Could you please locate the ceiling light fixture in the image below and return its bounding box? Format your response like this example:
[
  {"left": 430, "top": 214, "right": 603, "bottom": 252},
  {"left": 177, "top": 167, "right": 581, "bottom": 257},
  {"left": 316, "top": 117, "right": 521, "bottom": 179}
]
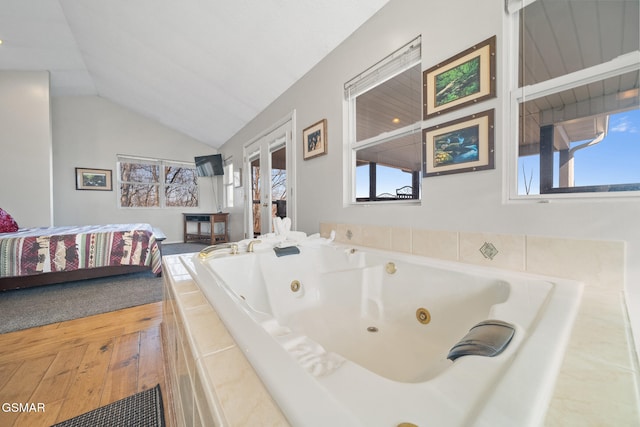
[{"left": 392, "top": 117, "right": 400, "bottom": 124}]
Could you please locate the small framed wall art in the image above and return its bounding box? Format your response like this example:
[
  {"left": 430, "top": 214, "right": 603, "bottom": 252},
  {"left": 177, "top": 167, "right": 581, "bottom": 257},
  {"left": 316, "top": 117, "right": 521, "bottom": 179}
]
[
  {"left": 75, "top": 167, "right": 113, "bottom": 191},
  {"left": 302, "top": 119, "right": 328, "bottom": 160},
  {"left": 423, "top": 36, "right": 496, "bottom": 119},
  {"left": 422, "top": 109, "right": 495, "bottom": 177}
]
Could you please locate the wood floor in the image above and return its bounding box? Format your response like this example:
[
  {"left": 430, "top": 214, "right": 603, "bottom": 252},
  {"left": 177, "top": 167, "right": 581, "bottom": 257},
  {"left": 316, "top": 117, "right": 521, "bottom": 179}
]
[{"left": 0, "top": 302, "right": 170, "bottom": 427}]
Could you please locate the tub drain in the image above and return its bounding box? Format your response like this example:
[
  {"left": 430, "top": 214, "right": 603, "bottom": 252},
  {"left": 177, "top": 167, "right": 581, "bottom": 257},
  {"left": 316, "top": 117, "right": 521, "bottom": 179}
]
[{"left": 367, "top": 326, "right": 379, "bottom": 333}]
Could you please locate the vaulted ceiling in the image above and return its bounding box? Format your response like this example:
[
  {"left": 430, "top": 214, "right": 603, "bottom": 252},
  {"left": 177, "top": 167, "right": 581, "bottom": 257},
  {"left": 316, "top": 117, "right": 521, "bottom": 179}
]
[{"left": 0, "top": 0, "right": 390, "bottom": 148}]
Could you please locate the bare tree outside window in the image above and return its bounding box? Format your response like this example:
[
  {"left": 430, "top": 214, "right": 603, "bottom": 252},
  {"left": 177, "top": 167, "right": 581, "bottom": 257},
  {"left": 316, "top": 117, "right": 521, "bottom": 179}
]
[
  {"left": 165, "top": 166, "right": 198, "bottom": 207},
  {"left": 118, "top": 157, "right": 199, "bottom": 208},
  {"left": 120, "top": 162, "right": 160, "bottom": 207},
  {"left": 271, "top": 168, "right": 286, "bottom": 217},
  {"left": 251, "top": 159, "right": 261, "bottom": 235}
]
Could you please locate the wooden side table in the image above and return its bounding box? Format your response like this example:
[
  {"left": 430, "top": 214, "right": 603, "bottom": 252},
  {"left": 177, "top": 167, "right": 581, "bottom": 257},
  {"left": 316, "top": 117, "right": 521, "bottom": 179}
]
[{"left": 183, "top": 213, "right": 229, "bottom": 244}]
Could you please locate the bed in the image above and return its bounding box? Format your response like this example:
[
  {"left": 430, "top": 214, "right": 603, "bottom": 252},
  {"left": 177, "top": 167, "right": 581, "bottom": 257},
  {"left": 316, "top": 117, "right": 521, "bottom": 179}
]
[{"left": 0, "top": 223, "right": 162, "bottom": 291}]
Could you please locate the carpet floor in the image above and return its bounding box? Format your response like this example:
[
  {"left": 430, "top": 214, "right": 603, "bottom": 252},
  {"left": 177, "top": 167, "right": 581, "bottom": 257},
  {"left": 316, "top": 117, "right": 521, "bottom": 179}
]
[
  {"left": 0, "top": 242, "right": 206, "bottom": 334},
  {"left": 51, "top": 384, "right": 164, "bottom": 427}
]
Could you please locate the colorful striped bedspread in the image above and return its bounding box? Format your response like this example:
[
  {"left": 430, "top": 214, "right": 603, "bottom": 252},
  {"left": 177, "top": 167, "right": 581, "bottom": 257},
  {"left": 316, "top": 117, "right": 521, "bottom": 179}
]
[{"left": 0, "top": 223, "right": 162, "bottom": 277}]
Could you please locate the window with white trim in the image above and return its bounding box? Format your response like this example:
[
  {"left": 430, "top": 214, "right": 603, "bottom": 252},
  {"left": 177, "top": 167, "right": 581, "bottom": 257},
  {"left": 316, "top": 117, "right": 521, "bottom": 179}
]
[
  {"left": 118, "top": 155, "right": 199, "bottom": 208},
  {"left": 345, "top": 36, "right": 422, "bottom": 203},
  {"left": 510, "top": 0, "right": 639, "bottom": 197},
  {"left": 223, "top": 159, "right": 234, "bottom": 208}
]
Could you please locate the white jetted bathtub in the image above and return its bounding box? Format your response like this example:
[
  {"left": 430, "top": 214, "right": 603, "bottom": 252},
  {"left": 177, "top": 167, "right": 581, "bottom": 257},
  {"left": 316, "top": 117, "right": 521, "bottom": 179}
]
[{"left": 181, "top": 238, "right": 583, "bottom": 427}]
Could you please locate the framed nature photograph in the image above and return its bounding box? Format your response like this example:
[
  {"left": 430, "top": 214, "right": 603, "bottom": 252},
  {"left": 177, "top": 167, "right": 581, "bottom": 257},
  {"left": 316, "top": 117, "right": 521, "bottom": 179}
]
[
  {"left": 422, "top": 109, "right": 494, "bottom": 177},
  {"left": 423, "top": 36, "right": 496, "bottom": 119},
  {"left": 302, "top": 119, "right": 328, "bottom": 160},
  {"left": 75, "top": 167, "right": 113, "bottom": 191}
]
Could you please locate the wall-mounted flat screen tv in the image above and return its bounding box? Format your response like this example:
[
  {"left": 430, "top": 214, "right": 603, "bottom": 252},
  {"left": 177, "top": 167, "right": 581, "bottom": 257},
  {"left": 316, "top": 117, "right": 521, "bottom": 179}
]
[{"left": 195, "top": 154, "right": 224, "bottom": 177}]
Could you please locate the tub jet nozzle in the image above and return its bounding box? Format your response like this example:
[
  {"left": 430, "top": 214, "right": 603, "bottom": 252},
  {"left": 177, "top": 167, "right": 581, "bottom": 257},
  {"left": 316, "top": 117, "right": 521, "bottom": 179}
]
[
  {"left": 386, "top": 262, "right": 397, "bottom": 274},
  {"left": 416, "top": 308, "right": 431, "bottom": 324}
]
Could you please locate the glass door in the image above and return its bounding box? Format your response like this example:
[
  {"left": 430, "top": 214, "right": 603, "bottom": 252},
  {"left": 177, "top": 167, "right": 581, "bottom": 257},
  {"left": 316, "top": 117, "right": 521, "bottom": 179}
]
[
  {"left": 270, "top": 144, "right": 287, "bottom": 223},
  {"left": 248, "top": 152, "right": 262, "bottom": 237},
  {"left": 245, "top": 120, "right": 293, "bottom": 238}
]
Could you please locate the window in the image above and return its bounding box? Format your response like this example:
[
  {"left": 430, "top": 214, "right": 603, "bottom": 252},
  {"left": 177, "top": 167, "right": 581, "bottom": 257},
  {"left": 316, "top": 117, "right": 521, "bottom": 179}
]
[
  {"left": 164, "top": 160, "right": 199, "bottom": 206},
  {"left": 223, "top": 160, "right": 234, "bottom": 208},
  {"left": 270, "top": 143, "right": 287, "bottom": 218},
  {"left": 118, "top": 156, "right": 198, "bottom": 208},
  {"left": 511, "top": 0, "right": 640, "bottom": 197},
  {"left": 345, "top": 36, "right": 422, "bottom": 203}
]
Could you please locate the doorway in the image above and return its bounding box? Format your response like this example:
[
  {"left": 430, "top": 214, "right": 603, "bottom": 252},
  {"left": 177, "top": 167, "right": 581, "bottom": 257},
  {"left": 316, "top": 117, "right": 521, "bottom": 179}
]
[{"left": 244, "top": 117, "right": 295, "bottom": 238}]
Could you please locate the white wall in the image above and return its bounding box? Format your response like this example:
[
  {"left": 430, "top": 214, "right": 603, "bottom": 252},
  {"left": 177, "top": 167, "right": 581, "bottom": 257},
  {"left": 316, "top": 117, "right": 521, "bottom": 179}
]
[
  {"left": 221, "top": 0, "right": 640, "bottom": 314},
  {"left": 221, "top": 0, "right": 509, "bottom": 239},
  {"left": 0, "top": 71, "right": 53, "bottom": 227},
  {"left": 51, "top": 96, "right": 218, "bottom": 242},
  {"left": 219, "top": 0, "right": 640, "bottom": 421}
]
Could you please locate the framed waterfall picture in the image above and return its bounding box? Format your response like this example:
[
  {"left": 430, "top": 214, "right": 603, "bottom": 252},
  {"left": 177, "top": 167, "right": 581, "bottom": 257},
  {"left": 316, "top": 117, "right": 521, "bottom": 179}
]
[
  {"left": 423, "top": 36, "right": 496, "bottom": 119},
  {"left": 302, "top": 119, "right": 328, "bottom": 160},
  {"left": 75, "top": 167, "right": 113, "bottom": 190},
  {"left": 422, "top": 109, "right": 495, "bottom": 177}
]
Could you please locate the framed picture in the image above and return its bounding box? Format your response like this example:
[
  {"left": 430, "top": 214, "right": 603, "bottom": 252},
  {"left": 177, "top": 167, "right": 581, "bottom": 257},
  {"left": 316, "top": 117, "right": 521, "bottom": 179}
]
[
  {"left": 422, "top": 109, "right": 494, "bottom": 177},
  {"left": 423, "top": 36, "right": 496, "bottom": 119},
  {"left": 302, "top": 119, "right": 328, "bottom": 160},
  {"left": 75, "top": 168, "right": 113, "bottom": 191}
]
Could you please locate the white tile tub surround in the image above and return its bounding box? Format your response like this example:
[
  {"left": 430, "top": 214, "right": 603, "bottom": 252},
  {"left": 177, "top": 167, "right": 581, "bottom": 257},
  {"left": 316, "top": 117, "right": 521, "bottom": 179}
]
[
  {"left": 182, "top": 240, "right": 583, "bottom": 426},
  {"left": 526, "top": 236, "right": 636, "bottom": 426},
  {"left": 320, "top": 223, "right": 640, "bottom": 425},
  {"left": 390, "top": 226, "right": 412, "bottom": 253},
  {"left": 161, "top": 255, "right": 289, "bottom": 427},
  {"left": 413, "top": 229, "right": 458, "bottom": 261},
  {"left": 526, "top": 236, "right": 625, "bottom": 289}
]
